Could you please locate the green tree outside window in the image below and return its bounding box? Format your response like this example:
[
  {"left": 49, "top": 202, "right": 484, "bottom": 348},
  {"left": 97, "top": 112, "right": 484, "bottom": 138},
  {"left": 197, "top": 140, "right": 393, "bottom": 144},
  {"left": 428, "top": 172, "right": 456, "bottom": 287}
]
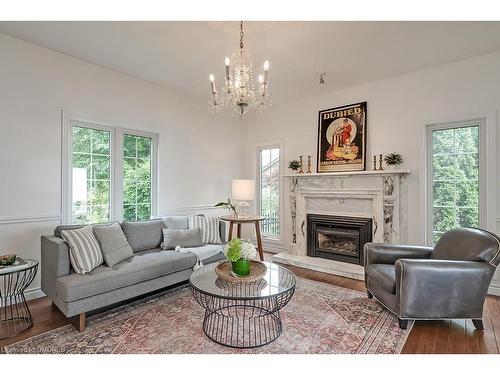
[{"left": 431, "top": 125, "right": 479, "bottom": 244}]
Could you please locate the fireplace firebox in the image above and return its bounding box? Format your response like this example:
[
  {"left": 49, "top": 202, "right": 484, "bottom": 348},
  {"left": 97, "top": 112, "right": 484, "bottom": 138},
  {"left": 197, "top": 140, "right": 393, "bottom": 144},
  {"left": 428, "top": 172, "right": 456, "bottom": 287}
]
[{"left": 307, "top": 214, "right": 372, "bottom": 265}]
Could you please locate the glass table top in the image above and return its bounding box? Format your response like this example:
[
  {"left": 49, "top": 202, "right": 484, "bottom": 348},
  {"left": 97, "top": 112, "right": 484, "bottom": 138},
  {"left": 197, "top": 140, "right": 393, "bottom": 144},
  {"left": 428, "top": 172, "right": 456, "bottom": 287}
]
[
  {"left": 0, "top": 259, "right": 38, "bottom": 276},
  {"left": 189, "top": 261, "right": 296, "bottom": 300}
]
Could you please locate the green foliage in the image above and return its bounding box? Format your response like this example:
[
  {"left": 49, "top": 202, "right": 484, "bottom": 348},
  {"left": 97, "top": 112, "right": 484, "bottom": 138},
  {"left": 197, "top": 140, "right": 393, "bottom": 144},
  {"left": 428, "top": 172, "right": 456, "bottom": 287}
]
[
  {"left": 288, "top": 160, "right": 300, "bottom": 170},
  {"left": 71, "top": 128, "right": 152, "bottom": 224},
  {"left": 215, "top": 199, "right": 237, "bottom": 216},
  {"left": 261, "top": 151, "right": 280, "bottom": 235},
  {"left": 431, "top": 126, "right": 479, "bottom": 243},
  {"left": 384, "top": 153, "right": 403, "bottom": 165},
  {"left": 123, "top": 134, "right": 152, "bottom": 221},
  {"left": 72, "top": 126, "right": 111, "bottom": 224},
  {"left": 225, "top": 238, "right": 243, "bottom": 262}
]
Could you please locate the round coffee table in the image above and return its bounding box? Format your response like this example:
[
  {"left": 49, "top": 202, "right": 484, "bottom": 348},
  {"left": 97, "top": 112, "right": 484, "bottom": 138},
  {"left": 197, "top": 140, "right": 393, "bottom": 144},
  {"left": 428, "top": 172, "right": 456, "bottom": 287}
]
[
  {"left": 190, "top": 261, "right": 296, "bottom": 348},
  {"left": 0, "top": 259, "right": 39, "bottom": 339}
]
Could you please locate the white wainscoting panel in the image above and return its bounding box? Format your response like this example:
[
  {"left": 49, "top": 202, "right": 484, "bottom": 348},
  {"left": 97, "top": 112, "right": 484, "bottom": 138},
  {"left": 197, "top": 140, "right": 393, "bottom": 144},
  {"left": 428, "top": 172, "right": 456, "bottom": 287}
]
[{"left": 0, "top": 217, "right": 62, "bottom": 300}]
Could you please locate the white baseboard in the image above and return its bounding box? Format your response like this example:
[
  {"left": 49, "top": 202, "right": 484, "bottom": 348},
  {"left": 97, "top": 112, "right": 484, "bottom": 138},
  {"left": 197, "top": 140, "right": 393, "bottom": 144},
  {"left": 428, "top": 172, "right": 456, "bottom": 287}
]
[
  {"left": 488, "top": 283, "right": 500, "bottom": 296},
  {"left": 262, "top": 241, "right": 286, "bottom": 254},
  {"left": 25, "top": 287, "right": 46, "bottom": 301}
]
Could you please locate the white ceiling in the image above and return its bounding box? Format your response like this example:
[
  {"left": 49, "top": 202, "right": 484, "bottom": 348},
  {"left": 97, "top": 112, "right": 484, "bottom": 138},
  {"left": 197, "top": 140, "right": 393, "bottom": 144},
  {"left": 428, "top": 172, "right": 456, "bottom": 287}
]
[{"left": 2, "top": 21, "right": 500, "bottom": 105}]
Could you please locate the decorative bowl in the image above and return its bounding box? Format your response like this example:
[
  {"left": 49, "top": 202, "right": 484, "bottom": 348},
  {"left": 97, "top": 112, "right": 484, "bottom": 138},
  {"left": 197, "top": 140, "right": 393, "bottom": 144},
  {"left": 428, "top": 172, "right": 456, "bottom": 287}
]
[{"left": 0, "top": 254, "right": 17, "bottom": 266}]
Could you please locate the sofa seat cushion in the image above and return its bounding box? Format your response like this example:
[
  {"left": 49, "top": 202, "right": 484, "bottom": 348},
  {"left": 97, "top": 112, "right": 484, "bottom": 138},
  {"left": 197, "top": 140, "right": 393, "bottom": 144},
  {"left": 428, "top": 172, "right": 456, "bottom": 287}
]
[
  {"left": 366, "top": 264, "right": 396, "bottom": 294},
  {"left": 56, "top": 248, "right": 196, "bottom": 302}
]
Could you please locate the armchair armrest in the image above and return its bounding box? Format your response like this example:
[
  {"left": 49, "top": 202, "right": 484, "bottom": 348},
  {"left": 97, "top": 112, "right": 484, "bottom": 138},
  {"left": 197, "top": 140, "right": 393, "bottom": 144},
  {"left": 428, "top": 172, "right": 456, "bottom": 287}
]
[
  {"left": 395, "top": 259, "right": 496, "bottom": 319},
  {"left": 364, "top": 243, "right": 433, "bottom": 266}
]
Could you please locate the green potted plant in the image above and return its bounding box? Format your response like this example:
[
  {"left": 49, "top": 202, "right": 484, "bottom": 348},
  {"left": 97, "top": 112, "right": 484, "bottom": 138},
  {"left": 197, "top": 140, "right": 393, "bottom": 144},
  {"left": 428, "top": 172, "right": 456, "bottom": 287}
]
[
  {"left": 288, "top": 160, "right": 301, "bottom": 172},
  {"left": 223, "top": 238, "right": 257, "bottom": 276},
  {"left": 0, "top": 254, "right": 17, "bottom": 266},
  {"left": 214, "top": 198, "right": 237, "bottom": 217},
  {"left": 383, "top": 153, "right": 403, "bottom": 170}
]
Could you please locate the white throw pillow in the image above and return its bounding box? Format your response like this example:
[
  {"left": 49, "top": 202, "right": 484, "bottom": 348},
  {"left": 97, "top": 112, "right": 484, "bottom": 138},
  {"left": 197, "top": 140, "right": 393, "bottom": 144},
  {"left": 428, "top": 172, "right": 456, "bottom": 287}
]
[
  {"left": 188, "top": 215, "right": 222, "bottom": 244},
  {"left": 61, "top": 226, "right": 104, "bottom": 275}
]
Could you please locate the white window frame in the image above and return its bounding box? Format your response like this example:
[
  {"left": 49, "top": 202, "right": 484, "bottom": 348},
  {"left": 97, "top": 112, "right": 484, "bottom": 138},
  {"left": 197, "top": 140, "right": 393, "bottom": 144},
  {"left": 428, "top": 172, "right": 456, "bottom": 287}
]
[
  {"left": 423, "top": 114, "right": 496, "bottom": 245},
  {"left": 254, "top": 139, "right": 284, "bottom": 246},
  {"left": 62, "top": 110, "right": 159, "bottom": 224}
]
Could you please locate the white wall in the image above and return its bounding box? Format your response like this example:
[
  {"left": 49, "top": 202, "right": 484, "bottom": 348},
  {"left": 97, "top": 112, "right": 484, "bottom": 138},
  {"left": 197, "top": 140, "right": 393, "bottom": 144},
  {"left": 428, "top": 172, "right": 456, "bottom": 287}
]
[
  {"left": 242, "top": 51, "right": 500, "bottom": 293},
  {"left": 0, "top": 33, "right": 241, "bottom": 298}
]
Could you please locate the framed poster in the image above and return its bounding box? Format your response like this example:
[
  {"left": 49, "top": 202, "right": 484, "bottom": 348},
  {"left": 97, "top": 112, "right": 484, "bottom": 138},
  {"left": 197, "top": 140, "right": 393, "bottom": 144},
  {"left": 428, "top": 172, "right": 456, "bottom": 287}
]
[{"left": 317, "top": 101, "right": 367, "bottom": 173}]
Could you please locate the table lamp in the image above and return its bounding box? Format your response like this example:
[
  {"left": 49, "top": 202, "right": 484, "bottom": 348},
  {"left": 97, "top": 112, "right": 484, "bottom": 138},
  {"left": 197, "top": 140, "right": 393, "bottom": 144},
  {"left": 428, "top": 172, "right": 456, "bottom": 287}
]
[{"left": 231, "top": 179, "right": 255, "bottom": 218}]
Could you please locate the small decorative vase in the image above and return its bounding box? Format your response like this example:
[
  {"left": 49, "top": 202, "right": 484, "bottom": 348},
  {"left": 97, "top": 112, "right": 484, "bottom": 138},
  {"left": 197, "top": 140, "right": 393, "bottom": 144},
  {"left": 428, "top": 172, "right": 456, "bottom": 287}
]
[{"left": 232, "top": 259, "right": 250, "bottom": 276}]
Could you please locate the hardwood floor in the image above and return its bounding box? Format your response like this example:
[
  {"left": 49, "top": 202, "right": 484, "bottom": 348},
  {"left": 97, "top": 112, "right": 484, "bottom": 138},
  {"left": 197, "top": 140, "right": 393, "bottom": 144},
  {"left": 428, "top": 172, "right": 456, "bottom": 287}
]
[{"left": 1, "top": 253, "right": 499, "bottom": 354}]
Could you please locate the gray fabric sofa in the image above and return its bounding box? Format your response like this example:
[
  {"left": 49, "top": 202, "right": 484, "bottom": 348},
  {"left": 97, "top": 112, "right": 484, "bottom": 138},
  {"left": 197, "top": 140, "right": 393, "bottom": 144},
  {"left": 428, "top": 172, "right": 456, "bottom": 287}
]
[
  {"left": 364, "top": 227, "right": 500, "bottom": 330},
  {"left": 41, "top": 217, "right": 226, "bottom": 331}
]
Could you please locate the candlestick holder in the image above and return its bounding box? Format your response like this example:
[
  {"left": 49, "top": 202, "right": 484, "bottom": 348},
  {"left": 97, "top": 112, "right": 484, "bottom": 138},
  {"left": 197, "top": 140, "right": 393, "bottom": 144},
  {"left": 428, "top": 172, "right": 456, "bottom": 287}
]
[
  {"left": 298, "top": 156, "right": 304, "bottom": 174},
  {"left": 306, "top": 156, "right": 312, "bottom": 173},
  {"left": 373, "top": 155, "right": 378, "bottom": 171},
  {"left": 378, "top": 154, "right": 384, "bottom": 171}
]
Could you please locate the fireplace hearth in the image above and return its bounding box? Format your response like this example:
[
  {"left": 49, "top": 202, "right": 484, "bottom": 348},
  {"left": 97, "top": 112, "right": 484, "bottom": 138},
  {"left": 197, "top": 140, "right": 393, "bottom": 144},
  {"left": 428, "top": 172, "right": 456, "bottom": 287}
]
[{"left": 307, "top": 214, "right": 372, "bottom": 265}]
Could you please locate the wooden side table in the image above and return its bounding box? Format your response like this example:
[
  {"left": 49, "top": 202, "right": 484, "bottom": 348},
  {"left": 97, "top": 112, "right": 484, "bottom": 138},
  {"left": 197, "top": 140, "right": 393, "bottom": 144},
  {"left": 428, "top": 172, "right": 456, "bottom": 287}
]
[{"left": 220, "top": 216, "right": 265, "bottom": 261}]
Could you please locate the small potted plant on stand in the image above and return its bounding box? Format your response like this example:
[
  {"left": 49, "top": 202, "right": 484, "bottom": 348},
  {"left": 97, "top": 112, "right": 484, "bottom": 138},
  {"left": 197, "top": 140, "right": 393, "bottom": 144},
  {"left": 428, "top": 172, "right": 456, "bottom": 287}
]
[
  {"left": 214, "top": 198, "right": 238, "bottom": 217},
  {"left": 288, "top": 160, "right": 301, "bottom": 173},
  {"left": 223, "top": 238, "right": 257, "bottom": 276},
  {"left": 383, "top": 153, "right": 403, "bottom": 170}
]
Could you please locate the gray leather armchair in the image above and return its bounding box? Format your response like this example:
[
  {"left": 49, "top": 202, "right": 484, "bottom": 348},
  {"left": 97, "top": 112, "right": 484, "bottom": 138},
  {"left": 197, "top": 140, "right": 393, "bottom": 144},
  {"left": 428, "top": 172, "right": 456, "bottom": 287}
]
[{"left": 364, "top": 228, "right": 500, "bottom": 329}]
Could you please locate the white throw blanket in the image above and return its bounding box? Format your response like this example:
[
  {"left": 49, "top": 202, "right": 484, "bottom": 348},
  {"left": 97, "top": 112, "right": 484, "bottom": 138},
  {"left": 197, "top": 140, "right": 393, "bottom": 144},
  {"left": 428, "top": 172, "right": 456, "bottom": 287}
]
[{"left": 174, "top": 244, "right": 223, "bottom": 270}]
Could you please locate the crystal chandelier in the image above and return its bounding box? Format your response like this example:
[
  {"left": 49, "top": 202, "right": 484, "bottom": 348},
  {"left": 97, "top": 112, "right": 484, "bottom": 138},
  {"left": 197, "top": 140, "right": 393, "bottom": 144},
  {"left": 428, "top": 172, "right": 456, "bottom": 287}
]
[{"left": 209, "top": 21, "right": 271, "bottom": 118}]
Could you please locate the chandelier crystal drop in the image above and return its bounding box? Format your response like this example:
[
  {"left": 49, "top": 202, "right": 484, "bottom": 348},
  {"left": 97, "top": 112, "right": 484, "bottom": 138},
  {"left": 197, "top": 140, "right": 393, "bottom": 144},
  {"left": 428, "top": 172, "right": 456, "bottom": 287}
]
[{"left": 208, "top": 21, "right": 271, "bottom": 118}]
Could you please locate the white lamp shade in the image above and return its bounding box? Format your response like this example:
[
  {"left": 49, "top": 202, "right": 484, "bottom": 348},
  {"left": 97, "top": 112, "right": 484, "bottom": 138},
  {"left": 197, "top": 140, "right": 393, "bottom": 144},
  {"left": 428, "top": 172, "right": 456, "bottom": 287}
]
[{"left": 232, "top": 179, "right": 255, "bottom": 200}]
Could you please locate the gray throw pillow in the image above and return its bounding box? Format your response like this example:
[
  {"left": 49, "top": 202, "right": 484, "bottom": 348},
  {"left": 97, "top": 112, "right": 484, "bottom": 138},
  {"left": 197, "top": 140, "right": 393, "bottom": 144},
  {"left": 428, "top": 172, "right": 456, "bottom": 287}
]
[
  {"left": 93, "top": 222, "right": 134, "bottom": 267},
  {"left": 162, "top": 216, "right": 189, "bottom": 230},
  {"left": 121, "top": 219, "right": 164, "bottom": 252},
  {"left": 161, "top": 228, "right": 203, "bottom": 250}
]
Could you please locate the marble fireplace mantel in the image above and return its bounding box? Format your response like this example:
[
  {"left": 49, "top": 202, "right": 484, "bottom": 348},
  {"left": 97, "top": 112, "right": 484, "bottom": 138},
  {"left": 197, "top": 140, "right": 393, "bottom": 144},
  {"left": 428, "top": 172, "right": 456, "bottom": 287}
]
[{"left": 273, "top": 170, "right": 409, "bottom": 280}]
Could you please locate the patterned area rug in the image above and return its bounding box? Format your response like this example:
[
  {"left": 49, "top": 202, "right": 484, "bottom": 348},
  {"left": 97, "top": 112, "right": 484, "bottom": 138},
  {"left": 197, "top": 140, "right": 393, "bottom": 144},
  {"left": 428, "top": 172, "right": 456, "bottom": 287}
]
[{"left": 6, "top": 277, "right": 412, "bottom": 354}]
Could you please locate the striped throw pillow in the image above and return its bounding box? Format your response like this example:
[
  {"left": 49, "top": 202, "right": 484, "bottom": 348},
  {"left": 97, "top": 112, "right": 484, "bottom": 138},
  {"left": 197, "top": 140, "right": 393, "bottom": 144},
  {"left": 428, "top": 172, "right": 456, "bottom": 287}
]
[
  {"left": 61, "top": 226, "right": 104, "bottom": 275},
  {"left": 188, "top": 215, "right": 221, "bottom": 244}
]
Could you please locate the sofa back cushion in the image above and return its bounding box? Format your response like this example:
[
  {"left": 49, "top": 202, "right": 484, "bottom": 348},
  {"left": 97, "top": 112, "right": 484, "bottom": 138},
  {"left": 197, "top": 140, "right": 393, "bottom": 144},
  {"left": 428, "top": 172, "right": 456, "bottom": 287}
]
[
  {"left": 54, "top": 225, "right": 84, "bottom": 238},
  {"left": 121, "top": 219, "right": 164, "bottom": 252},
  {"left": 54, "top": 222, "right": 113, "bottom": 238},
  {"left": 93, "top": 222, "right": 134, "bottom": 266},
  {"left": 431, "top": 227, "right": 500, "bottom": 264},
  {"left": 161, "top": 228, "right": 203, "bottom": 250}
]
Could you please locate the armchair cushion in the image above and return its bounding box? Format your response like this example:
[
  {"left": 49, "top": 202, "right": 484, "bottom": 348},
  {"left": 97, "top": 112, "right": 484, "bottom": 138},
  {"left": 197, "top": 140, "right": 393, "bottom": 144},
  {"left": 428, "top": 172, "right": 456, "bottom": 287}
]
[
  {"left": 366, "top": 264, "right": 396, "bottom": 294},
  {"left": 395, "top": 258, "right": 496, "bottom": 319},
  {"left": 364, "top": 243, "right": 433, "bottom": 265}
]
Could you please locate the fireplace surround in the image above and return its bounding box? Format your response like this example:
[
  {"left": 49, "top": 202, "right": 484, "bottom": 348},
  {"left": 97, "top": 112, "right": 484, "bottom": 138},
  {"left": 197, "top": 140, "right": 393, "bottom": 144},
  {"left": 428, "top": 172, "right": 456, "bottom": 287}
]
[
  {"left": 272, "top": 170, "right": 409, "bottom": 280},
  {"left": 307, "top": 214, "right": 372, "bottom": 265}
]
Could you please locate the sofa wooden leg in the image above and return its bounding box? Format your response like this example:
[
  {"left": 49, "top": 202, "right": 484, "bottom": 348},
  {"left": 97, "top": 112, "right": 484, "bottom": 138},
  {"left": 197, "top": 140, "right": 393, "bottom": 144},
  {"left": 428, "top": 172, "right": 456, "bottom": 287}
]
[
  {"left": 398, "top": 318, "right": 408, "bottom": 329},
  {"left": 367, "top": 290, "right": 373, "bottom": 299},
  {"left": 70, "top": 313, "right": 86, "bottom": 332},
  {"left": 472, "top": 319, "right": 484, "bottom": 330}
]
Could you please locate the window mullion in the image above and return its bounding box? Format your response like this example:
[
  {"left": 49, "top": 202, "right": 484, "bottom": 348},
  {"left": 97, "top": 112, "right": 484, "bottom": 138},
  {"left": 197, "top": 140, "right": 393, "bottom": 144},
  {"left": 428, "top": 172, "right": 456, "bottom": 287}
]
[{"left": 113, "top": 129, "right": 123, "bottom": 222}]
